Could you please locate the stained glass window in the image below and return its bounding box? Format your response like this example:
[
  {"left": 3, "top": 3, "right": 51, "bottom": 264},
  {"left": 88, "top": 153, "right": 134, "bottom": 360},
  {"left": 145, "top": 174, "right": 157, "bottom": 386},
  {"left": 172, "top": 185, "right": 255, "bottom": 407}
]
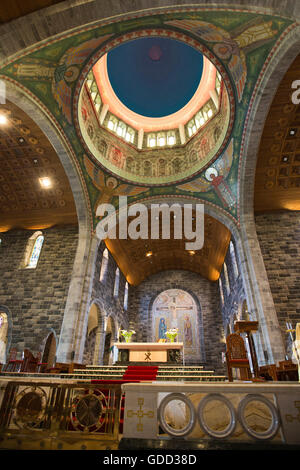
[
  {"left": 27, "top": 235, "right": 44, "bottom": 269},
  {"left": 223, "top": 262, "right": 230, "bottom": 294},
  {"left": 114, "top": 268, "right": 120, "bottom": 297},
  {"left": 124, "top": 282, "right": 128, "bottom": 310},
  {"left": 230, "top": 241, "right": 239, "bottom": 278},
  {"left": 99, "top": 248, "right": 109, "bottom": 282}
]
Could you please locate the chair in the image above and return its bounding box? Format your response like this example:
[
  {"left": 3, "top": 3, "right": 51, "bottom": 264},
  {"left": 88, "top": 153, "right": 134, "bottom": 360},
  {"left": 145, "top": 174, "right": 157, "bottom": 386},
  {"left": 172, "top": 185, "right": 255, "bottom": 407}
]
[
  {"left": 22, "top": 349, "right": 40, "bottom": 372},
  {"left": 225, "top": 333, "right": 252, "bottom": 382},
  {"left": 4, "top": 348, "right": 24, "bottom": 372},
  {"left": 259, "top": 364, "right": 278, "bottom": 381}
]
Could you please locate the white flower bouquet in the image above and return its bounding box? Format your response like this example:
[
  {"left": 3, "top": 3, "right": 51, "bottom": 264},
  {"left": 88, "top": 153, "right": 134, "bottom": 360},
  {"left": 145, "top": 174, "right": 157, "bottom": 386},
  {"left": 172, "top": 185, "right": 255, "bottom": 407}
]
[
  {"left": 120, "top": 329, "right": 136, "bottom": 343},
  {"left": 166, "top": 328, "right": 178, "bottom": 343}
]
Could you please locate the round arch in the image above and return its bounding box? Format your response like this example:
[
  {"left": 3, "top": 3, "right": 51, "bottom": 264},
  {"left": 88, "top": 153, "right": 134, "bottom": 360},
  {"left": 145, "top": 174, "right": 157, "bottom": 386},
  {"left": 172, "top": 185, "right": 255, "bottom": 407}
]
[
  {"left": 148, "top": 286, "right": 206, "bottom": 364},
  {"left": 3, "top": 80, "right": 94, "bottom": 363},
  {"left": 238, "top": 26, "right": 300, "bottom": 364},
  {"left": 41, "top": 329, "right": 58, "bottom": 369},
  {"left": 0, "top": 305, "right": 13, "bottom": 366}
]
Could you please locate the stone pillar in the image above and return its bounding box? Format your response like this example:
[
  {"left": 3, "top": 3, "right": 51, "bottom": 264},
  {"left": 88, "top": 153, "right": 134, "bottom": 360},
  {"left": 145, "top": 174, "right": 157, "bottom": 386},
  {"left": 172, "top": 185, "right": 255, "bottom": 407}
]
[
  {"left": 138, "top": 128, "right": 144, "bottom": 149},
  {"left": 93, "top": 327, "right": 106, "bottom": 365},
  {"left": 63, "top": 234, "right": 100, "bottom": 363},
  {"left": 237, "top": 215, "right": 286, "bottom": 365},
  {"left": 179, "top": 124, "right": 186, "bottom": 145},
  {"left": 99, "top": 103, "right": 109, "bottom": 125}
]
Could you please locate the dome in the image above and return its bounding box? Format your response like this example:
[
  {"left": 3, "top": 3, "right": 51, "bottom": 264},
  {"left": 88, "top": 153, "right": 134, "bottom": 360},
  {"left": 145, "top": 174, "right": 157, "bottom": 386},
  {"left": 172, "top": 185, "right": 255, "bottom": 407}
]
[
  {"left": 106, "top": 37, "right": 204, "bottom": 118},
  {"left": 77, "top": 34, "right": 234, "bottom": 186}
]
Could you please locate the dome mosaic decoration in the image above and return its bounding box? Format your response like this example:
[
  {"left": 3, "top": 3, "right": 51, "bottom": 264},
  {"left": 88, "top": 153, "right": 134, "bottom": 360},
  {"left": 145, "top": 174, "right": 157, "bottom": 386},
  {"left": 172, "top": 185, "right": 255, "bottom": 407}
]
[{"left": 77, "top": 33, "right": 234, "bottom": 186}]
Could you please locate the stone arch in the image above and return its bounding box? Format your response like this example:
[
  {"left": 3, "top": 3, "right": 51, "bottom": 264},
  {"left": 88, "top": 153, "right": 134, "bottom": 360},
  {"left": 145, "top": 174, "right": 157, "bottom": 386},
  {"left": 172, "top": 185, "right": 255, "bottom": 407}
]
[
  {"left": 121, "top": 195, "right": 268, "bottom": 364},
  {"left": 148, "top": 286, "right": 206, "bottom": 364},
  {"left": 41, "top": 329, "right": 57, "bottom": 369},
  {"left": 103, "top": 315, "right": 117, "bottom": 365},
  {"left": 3, "top": 81, "right": 93, "bottom": 364},
  {"left": 239, "top": 27, "right": 300, "bottom": 364},
  {"left": 0, "top": 306, "right": 13, "bottom": 366},
  {"left": 83, "top": 300, "right": 106, "bottom": 365}
]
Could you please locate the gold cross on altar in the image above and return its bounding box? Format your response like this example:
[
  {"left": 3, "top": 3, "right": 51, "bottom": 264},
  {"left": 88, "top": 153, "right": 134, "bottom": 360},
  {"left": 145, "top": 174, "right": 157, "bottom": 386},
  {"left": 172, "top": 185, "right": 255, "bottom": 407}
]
[
  {"left": 145, "top": 351, "right": 151, "bottom": 361},
  {"left": 127, "top": 397, "right": 154, "bottom": 432}
]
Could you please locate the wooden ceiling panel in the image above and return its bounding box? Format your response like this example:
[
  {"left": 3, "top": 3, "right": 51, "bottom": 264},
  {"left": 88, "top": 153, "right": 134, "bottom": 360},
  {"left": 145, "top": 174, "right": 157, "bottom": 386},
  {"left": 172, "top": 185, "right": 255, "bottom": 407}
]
[
  {"left": 105, "top": 213, "right": 231, "bottom": 285},
  {"left": 254, "top": 54, "right": 300, "bottom": 212},
  {"left": 0, "top": 0, "right": 64, "bottom": 24},
  {"left": 0, "top": 100, "right": 77, "bottom": 231}
]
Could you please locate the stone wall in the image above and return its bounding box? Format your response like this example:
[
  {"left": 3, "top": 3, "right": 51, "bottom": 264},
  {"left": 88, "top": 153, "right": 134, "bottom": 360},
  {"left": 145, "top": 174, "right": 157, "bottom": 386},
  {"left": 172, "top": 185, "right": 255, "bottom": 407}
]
[
  {"left": 91, "top": 243, "right": 129, "bottom": 328},
  {"left": 127, "top": 269, "right": 226, "bottom": 374},
  {"left": 255, "top": 210, "right": 300, "bottom": 353},
  {"left": 0, "top": 225, "right": 78, "bottom": 356},
  {"left": 219, "top": 239, "right": 246, "bottom": 335},
  {"left": 82, "top": 242, "right": 130, "bottom": 364}
]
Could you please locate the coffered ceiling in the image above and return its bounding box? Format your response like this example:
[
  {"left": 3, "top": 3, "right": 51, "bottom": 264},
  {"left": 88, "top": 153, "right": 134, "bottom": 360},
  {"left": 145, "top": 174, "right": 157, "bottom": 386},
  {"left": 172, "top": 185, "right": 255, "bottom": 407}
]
[
  {"left": 105, "top": 212, "right": 231, "bottom": 285},
  {"left": 254, "top": 54, "right": 300, "bottom": 212},
  {"left": 0, "top": 100, "right": 77, "bottom": 232}
]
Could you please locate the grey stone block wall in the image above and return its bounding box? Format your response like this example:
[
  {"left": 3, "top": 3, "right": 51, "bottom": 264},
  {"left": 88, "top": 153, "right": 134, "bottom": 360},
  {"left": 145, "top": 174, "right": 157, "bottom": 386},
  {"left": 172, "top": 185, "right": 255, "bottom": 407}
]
[
  {"left": 220, "top": 240, "right": 246, "bottom": 333},
  {"left": 91, "top": 242, "right": 129, "bottom": 328},
  {"left": 0, "top": 225, "right": 78, "bottom": 356},
  {"left": 127, "top": 270, "right": 226, "bottom": 374},
  {"left": 255, "top": 210, "right": 300, "bottom": 337}
]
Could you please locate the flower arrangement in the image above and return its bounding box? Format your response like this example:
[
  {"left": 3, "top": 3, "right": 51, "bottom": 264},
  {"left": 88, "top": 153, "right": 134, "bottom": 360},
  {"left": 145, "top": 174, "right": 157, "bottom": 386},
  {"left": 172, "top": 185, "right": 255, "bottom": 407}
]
[
  {"left": 120, "top": 329, "right": 136, "bottom": 343},
  {"left": 166, "top": 328, "right": 178, "bottom": 343}
]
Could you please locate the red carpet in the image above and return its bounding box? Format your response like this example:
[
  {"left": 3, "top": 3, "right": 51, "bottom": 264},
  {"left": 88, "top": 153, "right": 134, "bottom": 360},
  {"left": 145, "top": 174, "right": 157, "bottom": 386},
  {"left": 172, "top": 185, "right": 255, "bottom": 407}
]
[{"left": 122, "top": 365, "right": 158, "bottom": 381}]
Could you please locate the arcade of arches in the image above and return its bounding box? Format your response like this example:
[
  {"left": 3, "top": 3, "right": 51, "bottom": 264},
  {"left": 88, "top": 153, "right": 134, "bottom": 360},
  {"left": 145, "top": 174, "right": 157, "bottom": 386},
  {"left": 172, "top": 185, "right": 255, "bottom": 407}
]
[{"left": 0, "top": 0, "right": 299, "bottom": 378}]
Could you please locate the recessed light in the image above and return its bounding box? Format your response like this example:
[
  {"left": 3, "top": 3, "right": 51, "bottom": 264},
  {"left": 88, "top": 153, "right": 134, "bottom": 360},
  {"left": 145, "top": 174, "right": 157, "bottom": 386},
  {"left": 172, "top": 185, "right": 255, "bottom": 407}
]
[
  {"left": 39, "top": 177, "right": 52, "bottom": 188},
  {"left": 0, "top": 114, "right": 7, "bottom": 125},
  {"left": 189, "top": 250, "right": 195, "bottom": 255},
  {"left": 146, "top": 251, "right": 152, "bottom": 257}
]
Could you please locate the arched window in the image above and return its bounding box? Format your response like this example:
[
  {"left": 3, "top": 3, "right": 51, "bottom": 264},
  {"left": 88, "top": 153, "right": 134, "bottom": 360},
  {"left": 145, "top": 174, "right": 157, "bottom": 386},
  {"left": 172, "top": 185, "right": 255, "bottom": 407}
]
[
  {"left": 0, "top": 312, "right": 8, "bottom": 364},
  {"left": 114, "top": 268, "right": 120, "bottom": 297},
  {"left": 124, "top": 282, "right": 128, "bottom": 310},
  {"left": 99, "top": 248, "right": 109, "bottom": 282},
  {"left": 223, "top": 262, "right": 230, "bottom": 295},
  {"left": 21, "top": 231, "right": 44, "bottom": 269},
  {"left": 229, "top": 241, "right": 239, "bottom": 278},
  {"left": 219, "top": 277, "right": 224, "bottom": 305}
]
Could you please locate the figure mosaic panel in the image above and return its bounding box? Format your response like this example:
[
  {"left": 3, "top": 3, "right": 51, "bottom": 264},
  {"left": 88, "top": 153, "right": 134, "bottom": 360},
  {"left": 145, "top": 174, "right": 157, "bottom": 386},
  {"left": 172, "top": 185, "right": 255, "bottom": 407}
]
[{"left": 152, "top": 289, "right": 201, "bottom": 363}]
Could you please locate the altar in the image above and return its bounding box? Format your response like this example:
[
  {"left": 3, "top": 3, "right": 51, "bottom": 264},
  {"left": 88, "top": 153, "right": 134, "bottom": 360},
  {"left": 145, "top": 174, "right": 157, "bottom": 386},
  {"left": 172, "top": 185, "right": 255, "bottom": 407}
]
[{"left": 114, "top": 342, "right": 184, "bottom": 364}]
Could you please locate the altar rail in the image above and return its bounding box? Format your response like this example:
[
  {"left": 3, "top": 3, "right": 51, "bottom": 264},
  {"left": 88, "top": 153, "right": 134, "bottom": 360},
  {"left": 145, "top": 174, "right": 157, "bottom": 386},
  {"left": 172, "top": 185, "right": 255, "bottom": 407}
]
[
  {"left": 0, "top": 380, "right": 122, "bottom": 450},
  {"left": 121, "top": 382, "right": 300, "bottom": 447}
]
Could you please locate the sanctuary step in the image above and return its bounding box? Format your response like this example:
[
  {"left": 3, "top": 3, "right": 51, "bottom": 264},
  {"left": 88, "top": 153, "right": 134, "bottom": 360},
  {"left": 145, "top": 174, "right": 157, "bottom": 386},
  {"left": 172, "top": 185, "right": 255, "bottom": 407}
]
[{"left": 65, "top": 364, "right": 226, "bottom": 382}]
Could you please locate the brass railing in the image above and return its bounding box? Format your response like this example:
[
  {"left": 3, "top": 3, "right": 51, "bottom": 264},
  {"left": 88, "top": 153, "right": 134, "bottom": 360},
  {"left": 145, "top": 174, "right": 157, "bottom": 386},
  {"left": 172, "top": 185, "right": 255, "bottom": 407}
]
[{"left": 0, "top": 381, "right": 122, "bottom": 450}]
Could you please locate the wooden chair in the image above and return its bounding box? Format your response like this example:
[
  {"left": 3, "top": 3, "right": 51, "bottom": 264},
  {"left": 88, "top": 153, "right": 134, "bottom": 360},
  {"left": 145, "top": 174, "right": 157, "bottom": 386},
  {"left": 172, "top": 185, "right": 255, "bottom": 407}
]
[
  {"left": 22, "top": 349, "right": 40, "bottom": 372},
  {"left": 225, "top": 333, "right": 252, "bottom": 382},
  {"left": 4, "top": 348, "right": 24, "bottom": 372},
  {"left": 259, "top": 364, "right": 278, "bottom": 381}
]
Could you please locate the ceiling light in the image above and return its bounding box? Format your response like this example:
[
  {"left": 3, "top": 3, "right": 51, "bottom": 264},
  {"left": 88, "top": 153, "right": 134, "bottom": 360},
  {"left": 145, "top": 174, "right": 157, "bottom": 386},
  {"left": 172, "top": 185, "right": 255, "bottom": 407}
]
[
  {"left": 146, "top": 251, "right": 152, "bottom": 257},
  {"left": 39, "top": 177, "right": 52, "bottom": 188},
  {"left": 0, "top": 114, "right": 7, "bottom": 125},
  {"left": 189, "top": 250, "right": 195, "bottom": 255}
]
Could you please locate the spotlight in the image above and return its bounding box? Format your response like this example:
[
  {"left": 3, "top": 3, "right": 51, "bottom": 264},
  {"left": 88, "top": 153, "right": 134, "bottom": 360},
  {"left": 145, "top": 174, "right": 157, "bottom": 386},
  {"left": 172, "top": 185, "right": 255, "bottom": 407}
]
[
  {"left": 39, "top": 177, "right": 52, "bottom": 188},
  {"left": 0, "top": 114, "right": 7, "bottom": 125}
]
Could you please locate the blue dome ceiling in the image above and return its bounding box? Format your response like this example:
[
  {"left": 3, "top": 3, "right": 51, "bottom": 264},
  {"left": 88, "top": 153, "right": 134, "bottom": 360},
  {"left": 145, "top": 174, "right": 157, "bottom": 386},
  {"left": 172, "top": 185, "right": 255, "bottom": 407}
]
[{"left": 107, "top": 37, "right": 204, "bottom": 118}]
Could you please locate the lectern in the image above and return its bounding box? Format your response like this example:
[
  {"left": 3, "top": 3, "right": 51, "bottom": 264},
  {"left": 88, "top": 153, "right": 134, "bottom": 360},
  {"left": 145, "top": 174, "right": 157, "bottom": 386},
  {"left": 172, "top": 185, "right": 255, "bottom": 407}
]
[{"left": 234, "top": 321, "right": 259, "bottom": 378}]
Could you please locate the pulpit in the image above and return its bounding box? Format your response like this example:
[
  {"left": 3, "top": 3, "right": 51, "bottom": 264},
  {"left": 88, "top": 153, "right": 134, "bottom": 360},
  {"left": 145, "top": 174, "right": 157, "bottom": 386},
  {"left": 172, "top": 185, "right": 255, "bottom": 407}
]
[
  {"left": 234, "top": 320, "right": 259, "bottom": 378},
  {"left": 114, "top": 342, "right": 184, "bottom": 364}
]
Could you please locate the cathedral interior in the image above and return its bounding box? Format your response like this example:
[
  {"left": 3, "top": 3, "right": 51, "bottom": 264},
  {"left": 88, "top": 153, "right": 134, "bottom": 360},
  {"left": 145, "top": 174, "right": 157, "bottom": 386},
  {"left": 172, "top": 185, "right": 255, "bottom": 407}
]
[{"left": 0, "top": 0, "right": 299, "bottom": 453}]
